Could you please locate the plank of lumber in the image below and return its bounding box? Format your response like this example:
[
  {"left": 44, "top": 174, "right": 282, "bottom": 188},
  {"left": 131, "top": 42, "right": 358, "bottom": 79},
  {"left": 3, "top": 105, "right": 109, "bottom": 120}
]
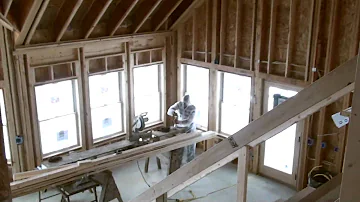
[
  {"left": 108, "top": 0, "right": 140, "bottom": 36},
  {"left": 14, "top": 31, "right": 172, "bottom": 55},
  {"left": 54, "top": 0, "right": 83, "bottom": 42},
  {"left": 132, "top": 0, "right": 163, "bottom": 33},
  {"left": 285, "top": 0, "right": 296, "bottom": 77},
  {"left": 219, "top": 0, "right": 227, "bottom": 65},
  {"left": 24, "top": 0, "right": 50, "bottom": 44},
  {"left": 339, "top": 47, "right": 360, "bottom": 201},
  {"left": 42, "top": 140, "right": 134, "bottom": 168},
  {"left": 129, "top": 56, "right": 358, "bottom": 202},
  {"left": 234, "top": 0, "right": 243, "bottom": 68},
  {"left": 10, "top": 131, "right": 216, "bottom": 197},
  {"left": 82, "top": 0, "right": 113, "bottom": 39},
  {"left": 2, "top": 0, "right": 13, "bottom": 16},
  {"left": 0, "top": 11, "right": 15, "bottom": 31},
  {"left": 237, "top": 146, "right": 249, "bottom": 202},
  {"left": 284, "top": 187, "right": 315, "bottom": 202},
  {"left": 285, "top": 174, "right": 342, "bottom": 202},
  {"left": 170, "top": 0, "right": 205, "bottom": 30},
  {"left": 317, "top": 185, "right": 340, "bottom": 202},
  {"left": 15, "top": 0, "right": 43, "bottom": 45},
  {"left": 267, "top": 0, "right": 278, "bottom": 74},
  {"left": 168, "top": 148, "right": 240, "bottom": 197},
  {"left": 153, "top": 0, "right": 184, "bottom": 31},
  {"left": 13, "top": 165, "right": 71, "bottom": 181}
]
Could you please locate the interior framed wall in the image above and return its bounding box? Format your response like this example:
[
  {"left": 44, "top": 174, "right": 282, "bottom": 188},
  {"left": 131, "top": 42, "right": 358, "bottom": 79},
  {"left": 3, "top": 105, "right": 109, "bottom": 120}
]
[{"left": 0, "top": 31, "right": 176, "bottom": 170}]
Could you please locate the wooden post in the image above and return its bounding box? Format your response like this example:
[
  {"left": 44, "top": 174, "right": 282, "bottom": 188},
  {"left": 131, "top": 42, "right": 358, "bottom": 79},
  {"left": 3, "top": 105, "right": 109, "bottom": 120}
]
[
  {"left": 267, "top": 0, "right": 278, "bottom": 74},
  {"left": 237, "top": 146, "right": 249, "bottom": 202},
  {"left": 339, "top": 46, "right": 360, "bottom": 201},
  {"left": 0, "top": 109, "right": 11, "bottom": 201},
  {"left": 124, "top": 42, "right": 135, "bottom": 139}
]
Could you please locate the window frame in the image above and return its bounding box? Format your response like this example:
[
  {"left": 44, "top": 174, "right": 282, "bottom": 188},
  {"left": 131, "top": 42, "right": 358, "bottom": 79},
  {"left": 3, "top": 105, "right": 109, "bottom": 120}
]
[
  {"left": 133, "top": 63, "right": 165, "bottom": 125},
  {"left": 28, "top": 60, "right": 84, "bottom": 161},
  {"left": 87, "top": 67, "right": 126, "bottom": 143},
  {"left": 218, "top": 71, "right": 253, "bottom": 136},
  {"left": 181, "top": 64, "right": 210, "bottom": 130}
]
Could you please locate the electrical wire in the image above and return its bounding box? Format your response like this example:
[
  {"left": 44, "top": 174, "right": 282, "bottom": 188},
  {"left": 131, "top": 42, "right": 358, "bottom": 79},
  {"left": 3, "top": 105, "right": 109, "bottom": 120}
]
[
  {"left": 137, "top": 160, "right": 151, "bottom": 187},
  {"left": 168, "top": 184, "right": 237, "bottom": 202}
]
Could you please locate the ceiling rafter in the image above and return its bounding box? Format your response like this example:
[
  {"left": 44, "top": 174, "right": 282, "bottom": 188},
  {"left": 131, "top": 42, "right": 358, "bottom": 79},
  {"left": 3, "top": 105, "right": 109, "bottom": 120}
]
[
  {"left": 170, "top": 0, "right": 204, "bottom": 30},
  {"left": 108, "top": 0, "right": 139, "bottom": 36},
  {"left": 24, "top": 0, "right": 50, "bottom": 44},
  {"left": 82, "top": 0, "right": 113, "bottom": 39},
  {"left": 132, "top": 0, "right": 164, "bottom": 33},
  {"left": 152, "top": 0, "right": 184, "bottom": 31},
  {"left": 54, "top": 0, "right": 83, "bottom": 42},
  {"left": 15, "top": 0, "right": 44, "bottom": 45},
  {"left": 2, "top": 0, "right": 13, "bottom": 16}
]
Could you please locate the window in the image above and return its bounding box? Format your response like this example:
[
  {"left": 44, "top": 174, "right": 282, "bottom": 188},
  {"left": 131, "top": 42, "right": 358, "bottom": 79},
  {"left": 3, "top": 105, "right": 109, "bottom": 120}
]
[
  {"left": 134, "top": 64, "right": 163, "bottom": 124},
  {"left": 89, "top": 72, "right": 124, "bottom": 140},
  {"left": 35, "top": 80, "right": 80, "bottom": 155},
  {"left": 183, "top": 65, "right": 209, "bottom": 128},
  {"left": 0, "top": 89, "right": 10, "bottom": 161},
  {"left": 219, "top": 73, "right": 252, "bottom": 135}
]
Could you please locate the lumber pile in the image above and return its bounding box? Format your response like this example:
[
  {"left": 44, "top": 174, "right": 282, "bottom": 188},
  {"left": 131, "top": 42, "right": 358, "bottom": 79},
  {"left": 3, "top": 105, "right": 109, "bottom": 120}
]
[{"left": 11, "top": 131, "right": 216, "bottom": 198}]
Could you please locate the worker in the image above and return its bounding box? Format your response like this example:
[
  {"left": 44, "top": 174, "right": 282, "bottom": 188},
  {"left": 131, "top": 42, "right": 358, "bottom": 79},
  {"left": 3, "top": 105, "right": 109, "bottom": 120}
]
[{"left": 167, "top": 95, "right": 196, "bottom": 165}]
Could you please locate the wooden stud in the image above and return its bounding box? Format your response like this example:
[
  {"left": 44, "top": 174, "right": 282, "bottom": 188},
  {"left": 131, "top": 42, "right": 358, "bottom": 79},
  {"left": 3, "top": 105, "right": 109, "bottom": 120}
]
[
  {"left": 124, "top": 42, "right": 135, "bottom": 139},
  {"left": 170, "top": 0, "right": 205, "bottom": 30},
  {"left": 15, "top": 0, "right": 43, "bottom": 45},
  {"left": 153, "top": 0, "right": 184, "bottom": 31},
  {"left": 204, "top": 0, "right": 211, "bottom": 63},
  {"left": 82, "top": 0, "right": 113, "bottom": 39},
  {"left": 335, "top": 1, "right": 360, "bottom": 174},
  {"left": 132, "top": 0, "right": 164, "bottom": 33},
  {"left": 24, "top": 0, "right": 50, "bottom": 45},
  {"left": 234, "top": 0, "right": 243, "bottom": 68},
  {"left": 191, "top": 12, "right": 196, "bottom": 60},
  {"left": 314, "top": 0, "right": 338, "bottom": 166},
  {"left": 340, "top": 46, "right": 360, "bottom": 201},
  {"left": 130, "top": 52, "right": 358, "bottom": 202},
  {"left": 267, "top": 0, "right": 278, "bottom": 74},
  {"left": 108, "top": 0, "right": 140, "bottom": 36},
  {"left": 251, "top": 77, "right": 263, "bottom": 173},
  {"left": 211, "top": 0, "right": 219, "bottom": 63},
  {"left": 54, "top": 0, "right": 84, "bottom": 42},
  {"left": 0, "top": 27, "right": 20, "bottom": 172},
  {"left": 23, "top": 55, "right": 40, "bottom": 167},
  {"left": 237, "top": 146, "right": 249, "bottom": 202},
  {"left": 0, "top": 116, "right": 11, "bottom": 201},
  {"left": 254, "top": 0, "right": 266, "bottom": 75},
  {"left": 285, "top": 0, "right": 296, "bottom": 77},
  {"left": 206, "top": 67, "right": 218, "bottom": 149},
  {"left": 165, "top": 34, "right": 177, "bottom": 127},
  {"left": 249, "top": 0, "right": 257, "bottom": 71},
  {"left": 79, "top": 48, "right": 93, "bottom": 149},
  {"left": 219, "top": 0, "right": 228, "bottom": 65},
  {"left": 0, "top": 12, "right": 15, "bottom": 31},
  {"left": 177, "top": 25, "right": 184, "bottom": 101}
]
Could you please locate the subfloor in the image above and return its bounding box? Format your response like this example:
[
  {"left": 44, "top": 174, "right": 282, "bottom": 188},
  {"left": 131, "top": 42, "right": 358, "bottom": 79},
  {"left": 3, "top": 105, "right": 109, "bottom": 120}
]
[{"left": 14, "top": 153, "right": 296, "bottom": 202}]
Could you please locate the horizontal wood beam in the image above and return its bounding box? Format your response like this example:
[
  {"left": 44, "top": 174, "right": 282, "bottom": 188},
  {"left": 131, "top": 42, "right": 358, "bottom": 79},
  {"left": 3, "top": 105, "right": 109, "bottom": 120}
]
[
  {"left": 24, "top": 0, "right": 50, "bottom": 44},
  {"left": 11, "top": 131, "right": 217, "bottom": 197},
  {"left": 82, "top": 0, "right": 113, "bottom": 39},
  {"left": 14, "top": 31, "right": 172, "bottom": 55},
  {"left": 180, "top": 58, "right": 309, "bottom": 87},
  {"left": 54, "top": 0, "right": 83, "bottom": 42},
  {"left": 130, "top": 56, "right": 358, "bottom": 202},
  {"left": 132, "top": 0, "right": 163, "bottom": 33},
  {"left": 170, "top": 0, "right": 205, "bottom": 30},
  {"left": 285, "top": 174, "right": 342, "bottom": 202},
  {"left": 108, "top": 0, "right": 140, "bottom": 36},
  {"left": 152, "top": 0, "right": 184, "bottom": 31}
]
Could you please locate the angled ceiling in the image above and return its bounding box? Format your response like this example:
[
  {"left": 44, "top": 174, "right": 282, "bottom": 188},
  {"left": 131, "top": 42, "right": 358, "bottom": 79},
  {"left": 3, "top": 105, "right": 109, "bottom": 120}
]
[{"left": 0, "top": 0, "right": 197, "bottom": 46}]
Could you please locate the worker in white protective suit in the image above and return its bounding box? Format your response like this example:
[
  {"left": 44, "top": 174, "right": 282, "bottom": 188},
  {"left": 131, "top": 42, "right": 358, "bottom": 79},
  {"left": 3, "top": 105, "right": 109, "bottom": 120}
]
[{"left": 167, "top": 95, "right": 196, "bottom": 165}]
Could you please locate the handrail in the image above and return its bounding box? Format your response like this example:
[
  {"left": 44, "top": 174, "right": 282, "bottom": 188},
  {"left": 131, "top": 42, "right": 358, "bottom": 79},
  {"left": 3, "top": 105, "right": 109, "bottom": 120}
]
[{"left": 130, "top": 56, "right": 358, "bottom": 202}]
